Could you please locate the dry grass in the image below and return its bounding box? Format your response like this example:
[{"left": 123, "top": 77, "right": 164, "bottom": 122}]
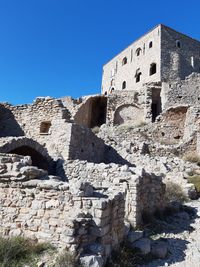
[
  {"left": 187, "top": 175, "right": 200, "bottom": 193},
  {"left": 165, "top": 182, "right": 188, "bottom": 204},
  {"left": 183, "top": 152, "right": 200, "bottom": 165},
  {"left": 54, "top": 251, "right": 81, "bottom": 267},
  {"left": 0, "top": 236, "right": 53, "bottom": 267}
]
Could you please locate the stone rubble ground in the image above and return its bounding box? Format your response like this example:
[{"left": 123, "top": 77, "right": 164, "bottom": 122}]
[{"left": 140, "top": 200, "right": 200, "bottom": 267}]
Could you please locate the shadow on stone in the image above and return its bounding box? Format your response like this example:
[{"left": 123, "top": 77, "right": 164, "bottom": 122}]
[{"left": 104, "top": 145, "right": 135, "bottom": 167}]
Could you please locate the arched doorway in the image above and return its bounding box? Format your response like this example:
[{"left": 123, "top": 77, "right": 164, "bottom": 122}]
[
  {"left": 74, "top": 96, "right": 107, "bottom": 128},
  {"left": 0, "top": 137, "right": 55, "bottom": 174},
  {"left": 9, "top": 146, "right": 50, "bottom": 172}
]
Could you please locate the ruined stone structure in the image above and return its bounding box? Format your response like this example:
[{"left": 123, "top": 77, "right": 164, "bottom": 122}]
[{"left": 1, "top": 25, "right": 200, "bottom": 266}]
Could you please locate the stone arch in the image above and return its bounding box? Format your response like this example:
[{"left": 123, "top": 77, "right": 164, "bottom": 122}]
[
  {"left": 0, "top": 137, "right": 55, "bottom": 174},
  {"left": 74, "top": 96, "right": 107, "bottom": 128},
  {"left": 114, "top": 104, "right": 144, "bottom": 125}
]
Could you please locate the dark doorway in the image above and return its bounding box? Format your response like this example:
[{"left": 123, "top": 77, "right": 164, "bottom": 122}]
[
  {"left": 90, "top": 97, "right": 107, "bottom": 128},
  {"left": 8, "top": 146, "right": 51, "bottom": 173},
  {"left": 151, "top": 89, "right": 162, "bottom": 122},
  {"left": 74, "top": 96, "right": 107, "bottom": 128}
]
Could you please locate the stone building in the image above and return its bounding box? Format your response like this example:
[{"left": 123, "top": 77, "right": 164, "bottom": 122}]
[{"left": 102, "top": 24, "right": 200, "bottom": 95}]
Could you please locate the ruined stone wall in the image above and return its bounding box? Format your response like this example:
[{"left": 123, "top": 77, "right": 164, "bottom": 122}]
[
  {"left": 64, "top": 160, "right": 166, "bottom": 226},
  {"left": 68, "top": 124, "right": 105, "bottom": 163},
  {"left": 73, "top": 96, "right": 107, "bottom": 128},
  {"left": 0, "top": 153, "right": 126, "bottom": 264},
  {"left": 101, "top": 25, "right": 161, "bottom": 94},
  {"left": 162, "top": 73, "right": 200, "bottom": 109},
  {"left": 0, "top": 98, "right": 105, "bottom": 165},
  {"left": 161, "top": 26, "right": 200, "bottom": 82},
  {"left": 106, "top": 90, "right": 146, "bottom": 125},
  {"left": 153, "top": 106, "right": 189, "bottom": 144},
  {"left": 0, "top": 182, "right": 125, "bottom": 261}
]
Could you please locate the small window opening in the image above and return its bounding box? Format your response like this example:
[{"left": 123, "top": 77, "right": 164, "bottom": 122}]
[
  {"left": 136, "top": 48, "right": 142, "bottom": 56},
  {"left": 149, "top": 41, "right": 153, "bottom": 48},
  {"left": 136, "top": 73, "right": 142, "bottom": 83},
  {"left": 40, "top": 121, "right": 51, "bottom": 134},
  {"left": 191, "top": 56, "right": 194, "bottom": 68},
  {"left": 176, "top": 40, "right": 181, "bottom": 48},
  {"left": 149, "top": 63, "right": 157, "bottom": 76},
  {"left": 122, "top": 81, "right": 126, "bottom": 89},
  {"left": 110, "top": 87, "right": 115, "bottom": 93},
  {"left": 122, "top": 57, "right": 127, "bottom": 65}
]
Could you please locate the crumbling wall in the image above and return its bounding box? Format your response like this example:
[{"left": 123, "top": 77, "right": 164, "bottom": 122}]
[
  {"left": 154, "top": 106, "right": 188, "bottom": 144},
  {"left": 162, "top": 73, "right": 200, "bottom": 110},
  {"left": 64, "top": 160, "right": 166, "bottom": 226},
  {"left": 106, "top": 90, "right": 146, "bottom": 125},
  {"left": 74, "top": 96, "right": 107, "bottom": 128},
  {"left": 68, "top": 124, "right": 105, "bottom": 163},
  {"left": 0, "top": 98, "right": 105, "bottom": 165},
  {"left": 0, "top": 154, "right": 125, "bottom": 264}
]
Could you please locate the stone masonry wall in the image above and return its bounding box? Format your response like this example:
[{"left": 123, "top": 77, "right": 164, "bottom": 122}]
[
  {"left": 64, "top": 160, "right": 166, "bottom": 226},
  {"left": 0, "top": 98, "right": 105, "bottom": 165},
  {"left": 101, "top": 25, "right": 161, "bottom": 94},
  {"left": 161, "top": 27, "right": 200, "bottom": 82},
  {"left": 162, "top": 73, "right": 200, "bottom": 110},
  {"left": 106, "top": 90, "right": 146, "bottom": 126}
]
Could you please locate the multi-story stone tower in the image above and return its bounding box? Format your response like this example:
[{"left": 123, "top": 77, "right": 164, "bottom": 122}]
[{"left": 101, "top": 24, "right": 200, "bottom": 95}]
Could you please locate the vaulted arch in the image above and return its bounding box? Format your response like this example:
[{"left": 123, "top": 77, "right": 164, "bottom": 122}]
[
  {"left": 114, "top": 104, "right": 144, "bottom": 125},
  {"left": 0, "top": 137, "right": 55, "bottom": 174}
]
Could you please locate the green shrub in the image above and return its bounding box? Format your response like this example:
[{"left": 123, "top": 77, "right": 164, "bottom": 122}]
[
  {"left": 165, "top": 182, "right": 188, "bottom": 204},
  {"left": 187, "top": 175, "right": 200, "bottom": 193},
  {"left": 92, "top": 126, "right": 100, "bottom": 134},
  {"left": 0, "top": 236, "right": 53, "bottom": 267},
  {"left": 54, "top": 251, "right": 81, "bottom": 267},
  {"left": 105, "top": 241, "right": 154, "bottom": 267}
]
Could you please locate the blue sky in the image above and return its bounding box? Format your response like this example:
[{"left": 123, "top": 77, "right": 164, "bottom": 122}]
[{"left": 0, "top": 0, "right": 200, "bottom": 104}]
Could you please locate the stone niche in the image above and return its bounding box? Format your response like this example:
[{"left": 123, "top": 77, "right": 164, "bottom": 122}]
[
  {"left": 114, "top": 104, "right": 144, "bottom": 126},
  {"left": 154, "top": 106, "right": 188, "bottom": 143}
]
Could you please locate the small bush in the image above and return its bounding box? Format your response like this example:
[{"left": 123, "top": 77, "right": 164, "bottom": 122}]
[
  {"left": 92, "top": 126, "right": 100, "bottom": 134},
  {"left": 165, "top": 182, "right": 188, "bottom": 204},
  {"left": 187, "top": 175, "right": 200, "bottom": 193},
  {"left": 106, "top": 241, "right": 154, "bottom": 267},
  {"left": 183, "top": 152, "right": 200, "bottom": 165},
  {"left": 0, "top": 236, "right": 53, "bottom": 267},
  {"left": 54, "top": 251, "right": 81, "bottom": 267}
]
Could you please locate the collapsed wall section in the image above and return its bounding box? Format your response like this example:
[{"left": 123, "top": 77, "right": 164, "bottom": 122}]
[
  {"left": 0, "top": 98, "right": 105, "bottom": 166},
  {"left": 64, "top": 160, "right": 166, "bottom": 226}
]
